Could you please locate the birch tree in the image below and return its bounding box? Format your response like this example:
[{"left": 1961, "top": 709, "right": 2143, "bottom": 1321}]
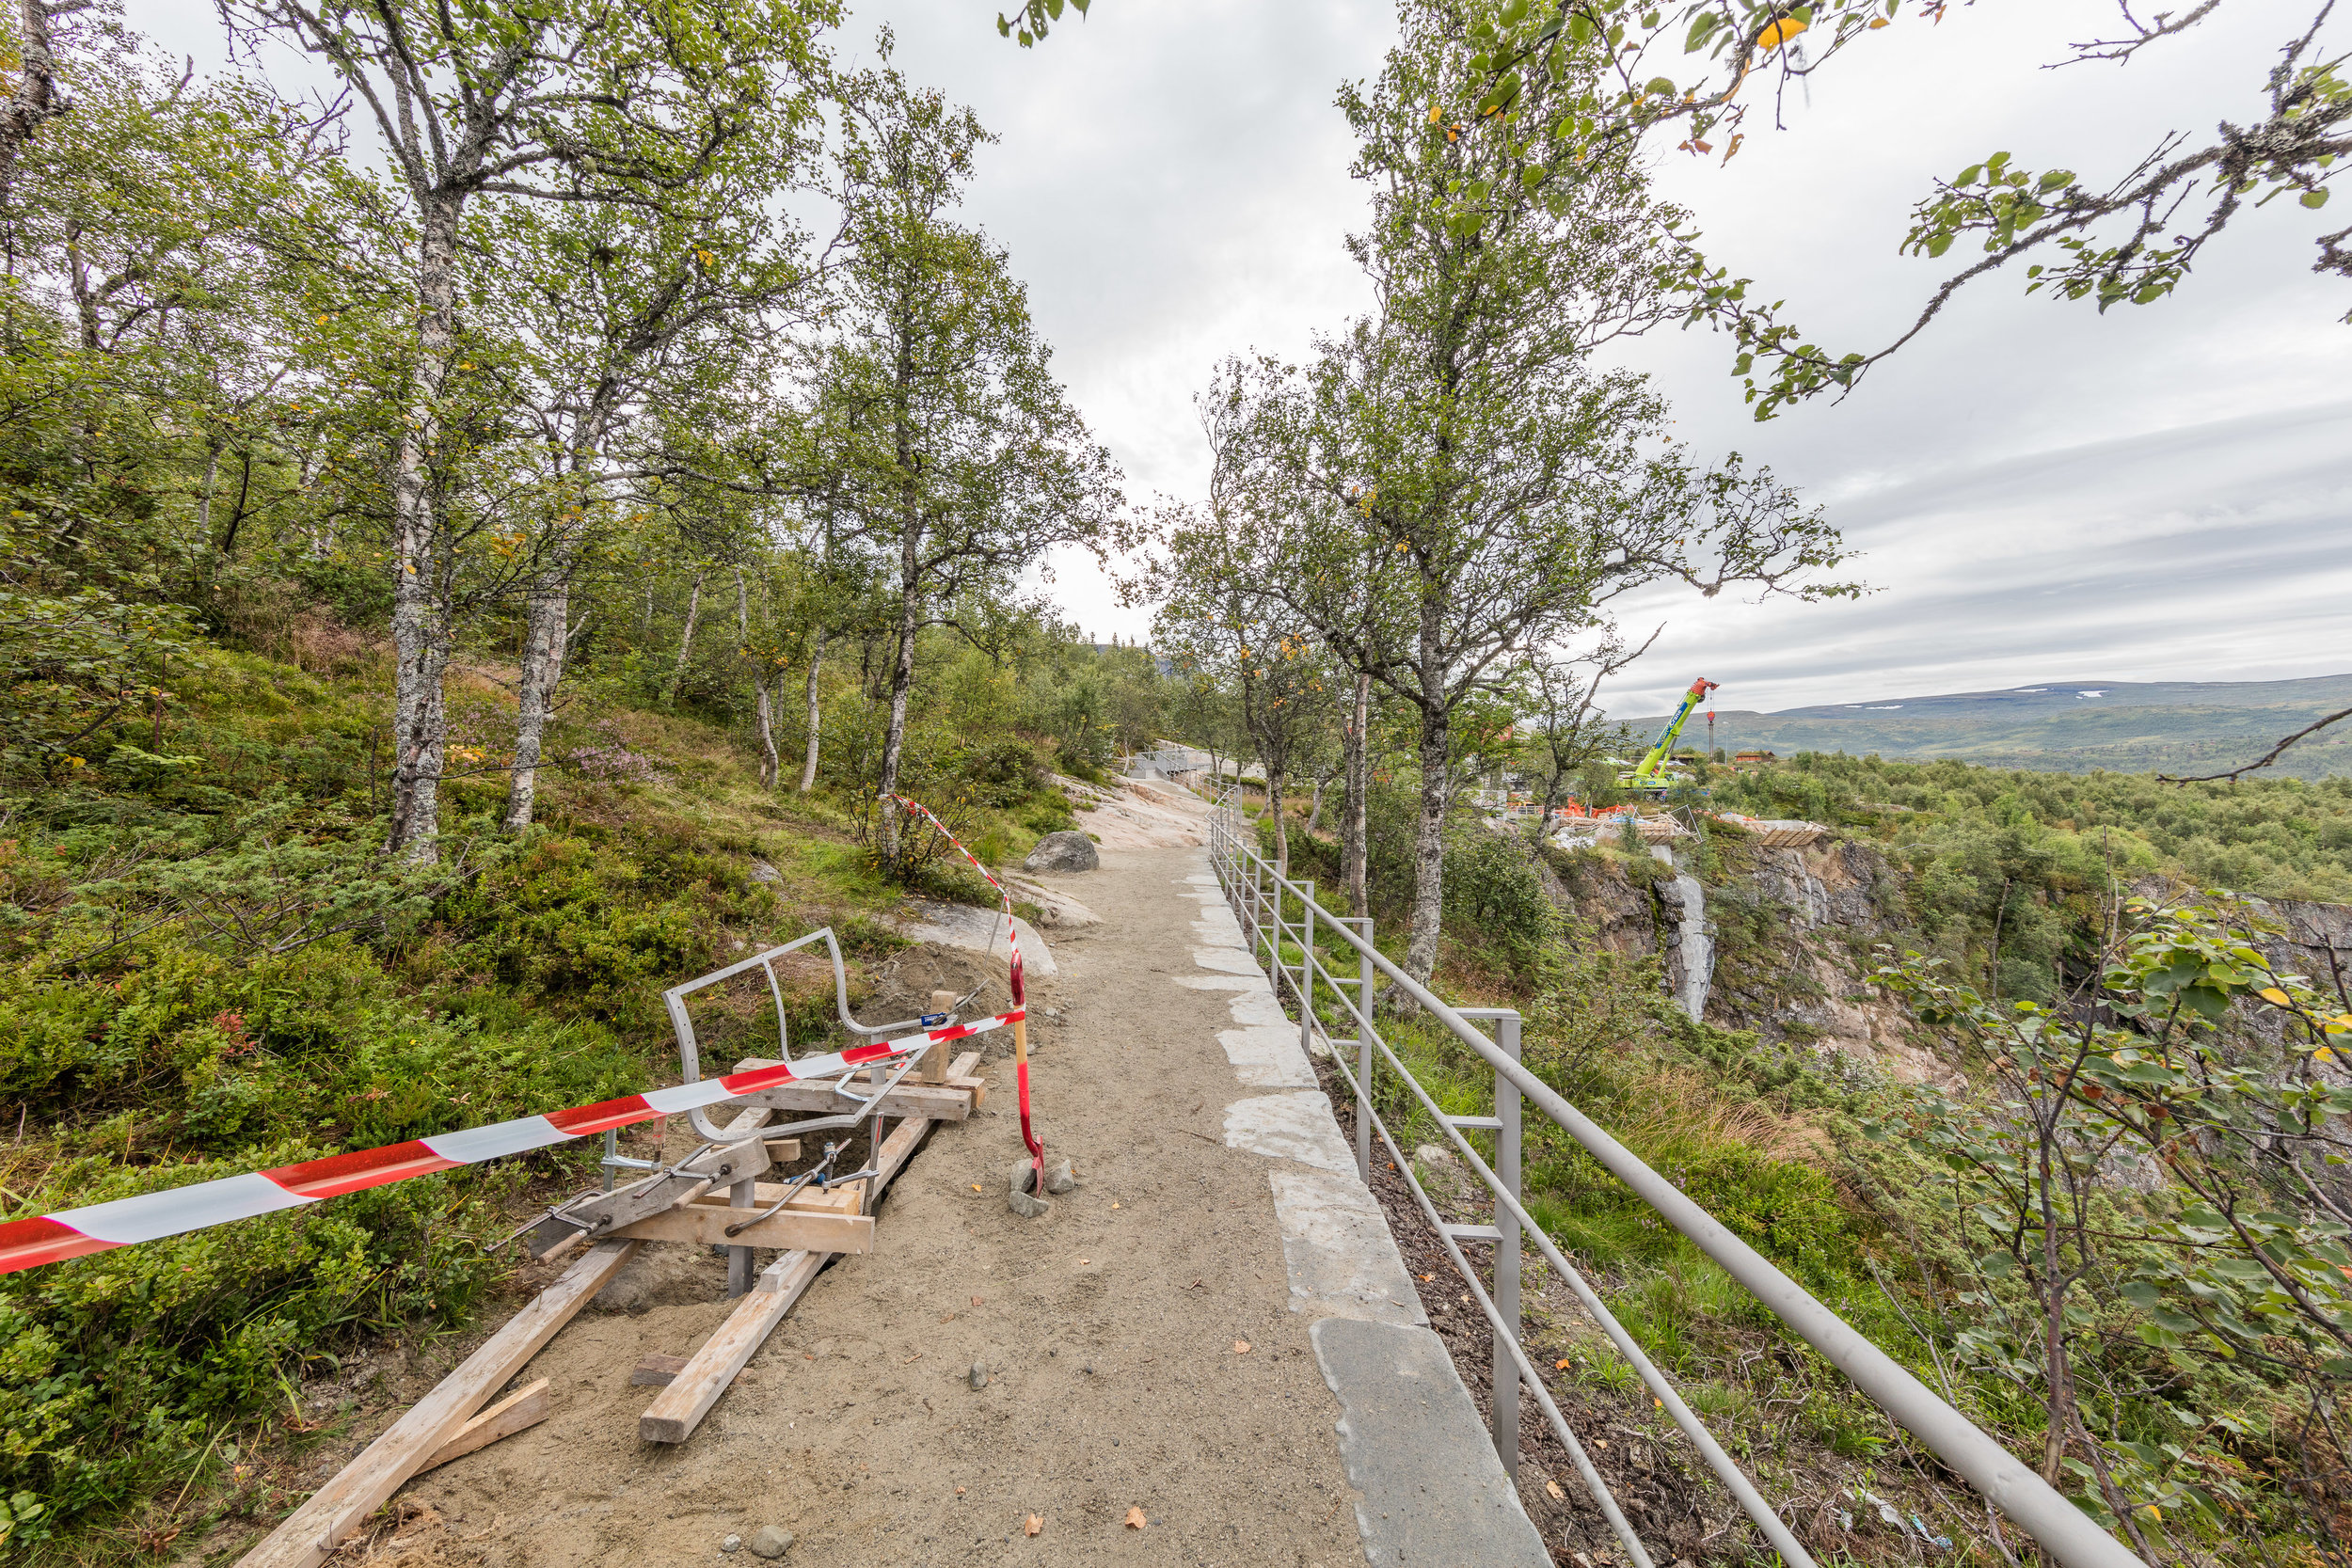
[
  {"left": 485, "top": 151, "right": 813, "bottom": 830},
  {"left": 1241, "top": 0, "right": 1853, "bottom": 983},
  {"left": 814, "top": 47, "right": 1120, "bottom": 863},
  {"left": 220, "top": 0, "right": 833, "bottom": 859},
  {"left": 1152, "top": 502, "right": 1339, "bottom": 878},
  {"left": 1520, "top": 631, "right": 1645, "bottom": 847}
]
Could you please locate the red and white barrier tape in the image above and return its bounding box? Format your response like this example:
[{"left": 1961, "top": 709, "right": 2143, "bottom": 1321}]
[
  {"left": 0, "top": 1008, "right": 1020, "bottom": 1276},
  {"left": 884, "top": 794, "right": 1042, "bottom": 1181}
]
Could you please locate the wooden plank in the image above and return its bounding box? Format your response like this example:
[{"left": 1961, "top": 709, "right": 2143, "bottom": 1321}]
[
  {"left": 234, "top": 1241, "right": 639, "bottom": 1568},
  {"left": 761, "top": 1138, "right": 801, "bottom": 1163},
  {"left": 631, "top": 1353, "right": 692, "bottom": 1386},
  {"left": 669, "top": 1180, "right": 858, "bottom": 1214},
  {"left": 921, "top": 993, "right": 957, "bottom": 1083},
  {"left": 605, "top": 1204, "right": 872, "bottom": 1254},
  {"left": 727, "top": 1077, "right": 977, "bottom": 1121},
  {"left": 416, "top": 1379, "right": 548, "bottom": 1474},
  {"left": 632, "top": 1053, "right": 986, "bottom": 1446},
  {"left": 640, "top": 1249, "right": 826, "bottom": 1443}
]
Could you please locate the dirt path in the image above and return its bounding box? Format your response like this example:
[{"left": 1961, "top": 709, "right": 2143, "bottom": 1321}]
[{"left": 378, "top": 841, "right": 1369, "bottom": 1568}]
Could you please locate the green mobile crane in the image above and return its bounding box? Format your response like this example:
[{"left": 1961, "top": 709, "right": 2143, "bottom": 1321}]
[{"left": 1618, "top": 676, "right": 1720, "bottom": 794}]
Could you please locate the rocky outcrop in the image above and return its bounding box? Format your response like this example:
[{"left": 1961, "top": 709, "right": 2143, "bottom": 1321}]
[
  {"left": 1023, "top": 831, "right": 1100, "bottom": 872},
  {"left": 1552, "top": 832, "right": 1956, "bottom": 1088}
]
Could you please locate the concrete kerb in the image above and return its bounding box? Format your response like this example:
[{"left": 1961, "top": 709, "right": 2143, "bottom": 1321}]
[{"left": 1176, "top": 853, "right": 1550, "bottom": 1568}]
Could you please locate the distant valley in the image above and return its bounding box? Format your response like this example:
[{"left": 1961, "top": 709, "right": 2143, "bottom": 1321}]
[{"left": 1622, "top": 673, "right": 2352, "bottom": 779}]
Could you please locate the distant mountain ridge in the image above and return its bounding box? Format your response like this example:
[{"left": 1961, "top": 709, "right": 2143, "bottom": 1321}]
[{"left": 1620, "top": 673, "right": 2352, "bottom": 779}]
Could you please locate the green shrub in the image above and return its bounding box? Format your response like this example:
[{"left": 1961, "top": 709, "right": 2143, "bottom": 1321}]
[
  {"left": 1440, "top": 832, "right": 1556, "bottom": 967},
  {"left": 959, "top": 740, "right": 1046, "bottom": 807}
]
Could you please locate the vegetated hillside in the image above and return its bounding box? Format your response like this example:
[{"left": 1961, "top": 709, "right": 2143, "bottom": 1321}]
[
  {"left": 1714, "top": 750, "right": 2352, "bottom": 910},
  {"left": 0, "top": 618, "right": 1152, "bottom": 1561},
  {"left": 1625, "top": 673, "right": 2352, "bottom": 779},
  {"left": 1258, "top": 753, "right": 2349, "bottom": 1566}
]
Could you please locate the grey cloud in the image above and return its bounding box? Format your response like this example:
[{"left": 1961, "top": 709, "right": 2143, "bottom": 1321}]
[{"left": 128, "top": 0, "right": 2352, "bottom": 714}]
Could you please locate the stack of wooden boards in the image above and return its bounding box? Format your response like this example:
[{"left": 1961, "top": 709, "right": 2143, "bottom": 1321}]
[{"left": 231, "top": 1050, "right": 988, "bottom": 1568}]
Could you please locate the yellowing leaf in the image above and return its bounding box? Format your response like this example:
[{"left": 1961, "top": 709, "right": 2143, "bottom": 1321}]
[
  {"left": 1428, "top": 103, "right": 1442, "bottom": 123},
  {"left": 1867, "top": 15, "right": 1889, "bottom": 26},
  {"left": 1756, "top": 16, "right": 1808, "bottom": 50},
  {"left": 2258, "top": 987, "right": 2293, "bottom": 1006}
]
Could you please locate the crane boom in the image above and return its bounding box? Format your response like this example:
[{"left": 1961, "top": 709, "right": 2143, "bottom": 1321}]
[{"left": 1629, "top": 676, "right": 1720, "bottom": 785}]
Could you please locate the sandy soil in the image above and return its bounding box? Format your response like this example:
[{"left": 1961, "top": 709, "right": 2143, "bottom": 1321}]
[{"left": 326, "top": 841, "right": 1365, "bottom": 1568}]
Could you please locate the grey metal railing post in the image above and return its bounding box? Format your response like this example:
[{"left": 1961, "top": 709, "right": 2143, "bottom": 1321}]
[
  {"left": 1260, "top": 859, "right": 1278, "bottom": 976},
  {"left": 1494, "top": 1010, "right": 1523, "bottom": 1479},
  {"left": 1241, "top": 836, "right": 1255, "bottom": 941},
  {"left": 1297, "top": 880, "right": 1315, "bottom": 1054},
  {"left": 1356, "top": 920, "right": 1375, "bottom": 1184}
]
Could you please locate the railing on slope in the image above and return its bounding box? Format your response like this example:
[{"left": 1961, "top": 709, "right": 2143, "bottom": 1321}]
[{"left": 1205, "top": 784, "right": 2142, "bottom": 1568}]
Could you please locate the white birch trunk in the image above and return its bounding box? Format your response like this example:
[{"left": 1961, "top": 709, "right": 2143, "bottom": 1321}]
[
  {"left": 662, "top": 569, "right": 705, "bottom": 705},
  {"left": 1343, "top": 671, "right": 1371, "bottom": 917},
  {"left": 738, "top": 567, "right": 779, "bottom": 788},
  {"left": 388, "top": 196, "right": 460, "bottom": 862},
  {"left": 503, "top": 568, "right": 568, "bottom": 832}
]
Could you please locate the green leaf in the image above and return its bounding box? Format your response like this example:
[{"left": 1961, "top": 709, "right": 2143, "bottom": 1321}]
[
  {"left": 2038, "top": 169, "right": 2074, "bottom": 193},
  {"left": 2302, "top": 187, "right": 2332, "bottom": 209}
]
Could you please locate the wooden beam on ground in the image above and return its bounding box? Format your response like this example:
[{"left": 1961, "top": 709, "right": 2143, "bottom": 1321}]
[
  {"left": 639, "top": 1249, "right": 826, "bottom": 1443},
  {"left": 632, "top": 1049, "right": 991, "bottom": 1446},
  {"left": 234, "top": 1241, "right": 639, "bottom": 1568},
  {"left": 416, "top": 1379, "right": 548, "bottom": 1475}
]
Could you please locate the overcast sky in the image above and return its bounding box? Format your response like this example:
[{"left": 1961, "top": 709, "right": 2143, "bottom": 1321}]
[{"left": 134, "top": 0, "right": 2352, "bottom": 716}]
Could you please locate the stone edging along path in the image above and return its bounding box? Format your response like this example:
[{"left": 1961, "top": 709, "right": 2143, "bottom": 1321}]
[{"left": 1178, "top": 858, "right": 1550, "bottom": 1568}]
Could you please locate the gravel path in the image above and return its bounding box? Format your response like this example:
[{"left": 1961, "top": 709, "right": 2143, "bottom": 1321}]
[{"left": 374, "top": 841, "right": 1372, "bottom": 1568}]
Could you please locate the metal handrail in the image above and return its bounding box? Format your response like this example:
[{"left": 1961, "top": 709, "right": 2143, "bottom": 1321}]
[
  {"left": 660, "top": 926, "right": 923, "bottom": 1144},
  {"left": 1205, "top": 784, "right": 2141, "bottom": 1568}
]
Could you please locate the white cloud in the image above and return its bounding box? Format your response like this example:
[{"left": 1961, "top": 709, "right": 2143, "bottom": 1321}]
[{"left": 126, "top": 0, "right": 2352, "bottom": 710}]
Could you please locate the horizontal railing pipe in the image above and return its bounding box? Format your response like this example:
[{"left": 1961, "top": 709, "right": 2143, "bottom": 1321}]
[
  {"left": 1290, "top": 935, "right": 1813, "bottom": 1568},
  {"left": 1222, "top": 827, "right": 2142, "bottom": 1568}
]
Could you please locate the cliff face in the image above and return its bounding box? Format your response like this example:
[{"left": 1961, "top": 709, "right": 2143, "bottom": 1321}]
[
  {"left": 1556, "top": 831, "right": 2352, "bottom": 1095},
  {"left": 1551, "top": 834, "right": 1958, "bottom": 1087}
]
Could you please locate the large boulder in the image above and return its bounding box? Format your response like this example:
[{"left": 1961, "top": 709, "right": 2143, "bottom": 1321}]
[{"left": 1023, "top": 831, "right": 1100, "bottom": 873}]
